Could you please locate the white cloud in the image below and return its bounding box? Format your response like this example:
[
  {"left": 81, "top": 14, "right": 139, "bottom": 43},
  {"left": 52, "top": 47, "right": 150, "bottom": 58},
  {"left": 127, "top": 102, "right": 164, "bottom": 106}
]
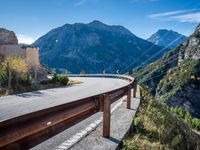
[
  {"left": 170, "top": 12, "right": 200, "bottom": 23},
  {"left": 148, "top": 10, "right": 194, "bottom": 18},
  {"left": 148, "top": 9, "right": 200, "bottom": 23},
  {"left": 17, "top": 34, "right": 38, "bottom": 44}
]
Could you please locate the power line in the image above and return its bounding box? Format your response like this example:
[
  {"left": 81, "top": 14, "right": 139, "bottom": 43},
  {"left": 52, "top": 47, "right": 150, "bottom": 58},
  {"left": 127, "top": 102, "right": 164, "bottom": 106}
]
[
  {"left": 120, "top": 2, "right": 200, "bottom": 74},
  {"left": 120, "top": 30, "right": 176, "bottom": 73},
  {"left": 121, "top": 23, "right": 198, "bottom": 74},
  {"left": 121, "top": 33, "right": 183, "bottom": 73},
  {"left": 140, "top": 46, "right": 199, "bottom": 83}
]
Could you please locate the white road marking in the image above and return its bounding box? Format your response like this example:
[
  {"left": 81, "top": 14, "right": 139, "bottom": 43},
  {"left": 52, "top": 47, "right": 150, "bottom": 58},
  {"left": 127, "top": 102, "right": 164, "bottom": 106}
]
[{"left": 55, "top": 96, "right": 126, "bottom": 150}]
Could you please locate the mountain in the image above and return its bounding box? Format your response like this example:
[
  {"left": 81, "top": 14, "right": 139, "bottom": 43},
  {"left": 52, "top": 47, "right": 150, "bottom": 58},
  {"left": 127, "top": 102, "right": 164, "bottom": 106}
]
[
  {"left": 33, "top": 20, "right": 168, "bottom": 74},
  {"left": 147, "top": 29, "right": 187, "bottom": 49},
  {"left": 133, "top": 24, "right": 200, "bottom": 118},
  {"left": 0, "top": 28, "right": 18, "bottom": 45}
]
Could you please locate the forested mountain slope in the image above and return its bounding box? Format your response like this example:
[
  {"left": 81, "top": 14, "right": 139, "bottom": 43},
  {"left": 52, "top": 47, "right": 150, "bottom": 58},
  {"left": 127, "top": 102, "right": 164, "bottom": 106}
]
[
  {"left": 33, "top": 21, "right": 167, "bottom": 73},
  {"left": 133, "top": 24, "right": 200, "bottom": 118}
]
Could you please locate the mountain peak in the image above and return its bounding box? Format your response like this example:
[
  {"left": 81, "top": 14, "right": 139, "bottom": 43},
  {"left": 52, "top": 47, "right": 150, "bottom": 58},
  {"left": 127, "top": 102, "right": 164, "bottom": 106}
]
[
  {"left": 89, "top": 20, "right": 105, "bottom": 25},
  {"left": 33, "top": 21, "right": 164, "bottom": 74},
  {"left": 157, "top": 29, "right": 180, "bottom": 35},
  {"left": 147, "top": 29, "right": 187, "bottom": 49},
  {"left": 87, "top": 20, "right": 134, "bottom": 36},
  {"left": 87, "top": 20, "right": 109, "bottom": 29}
]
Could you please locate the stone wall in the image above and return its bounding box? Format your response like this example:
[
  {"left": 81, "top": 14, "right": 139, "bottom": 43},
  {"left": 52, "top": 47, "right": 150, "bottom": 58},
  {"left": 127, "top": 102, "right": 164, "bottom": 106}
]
[
  {"left": 0, "top": 45, "right": 40, "bottom": 68},
  {"left": 0, "top": 45, "right": 26, "bottom": 57},
  {"left": 25, "top": 47, "right": 40, "bottom": 68}
]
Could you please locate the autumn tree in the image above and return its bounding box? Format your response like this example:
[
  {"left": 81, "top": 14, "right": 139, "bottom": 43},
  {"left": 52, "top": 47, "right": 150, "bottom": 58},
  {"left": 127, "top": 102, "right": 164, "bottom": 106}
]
[{"left": 0, "top": 56, "right": 31, "bottom": 90}]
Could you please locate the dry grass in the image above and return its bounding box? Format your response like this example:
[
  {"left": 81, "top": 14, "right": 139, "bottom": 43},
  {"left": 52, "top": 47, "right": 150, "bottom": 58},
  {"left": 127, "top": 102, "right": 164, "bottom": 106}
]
[
  {"left": 68, "top": 80, "right": 83, "bottom": 85},
  {"left": 122, "top": 88, "right": 200, "bottom": 150},
  {"left": 0, "top": 89, "right": 9, "bottom": 97}
]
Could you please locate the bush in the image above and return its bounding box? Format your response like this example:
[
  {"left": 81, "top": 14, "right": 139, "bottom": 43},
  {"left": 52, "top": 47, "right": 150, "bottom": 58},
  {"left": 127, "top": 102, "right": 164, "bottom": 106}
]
[
  {"left": 171, "top": 106, "right": 200, "bottom": 131},
  {"left": 80, "top": 70, "right": 86, "bottom": 75},
  {"left": 40, "top": 80, "right": 51, "bottom": 85},
  {"left": 51, "top": 74, "right": 59, "bottom": 84},
  {"left": 49, "top": 74, "right": 69, "bottom": 85},
  {"left": 0, "top": 56, "right": 33, "bottom": 91},
  {"left": 122, "top": 87, "right": 200, "bottom": 150},
  {"left": 0, "top": 88, "right": 7, "bottom": 96},
  {"left": 192, "top": 118, "right": 200, "bottom": 130},
  {"left": 20, "top": 74, "right": 32, "bottom": 86},
  {"left": 58, "top": 75, "right": 69, "bottom": 85},
  {"left": 156, "top": 59, "right": 199, "bottom": 101}
]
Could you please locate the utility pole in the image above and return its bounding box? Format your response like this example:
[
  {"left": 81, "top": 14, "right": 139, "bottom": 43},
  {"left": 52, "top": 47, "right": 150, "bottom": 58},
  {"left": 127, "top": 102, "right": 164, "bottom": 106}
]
[
  {"left": 34, "top": 67, "right": 37, "bottom": 85},
  {"left": 8, "top": 61, "right": 11, "bottom": 93}
]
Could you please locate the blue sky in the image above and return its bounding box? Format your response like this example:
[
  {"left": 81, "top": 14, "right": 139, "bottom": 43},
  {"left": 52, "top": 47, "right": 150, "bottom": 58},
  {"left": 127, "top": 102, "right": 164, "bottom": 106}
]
[{"left": 0, "top": 0, "right": 199, "bottom": 44}]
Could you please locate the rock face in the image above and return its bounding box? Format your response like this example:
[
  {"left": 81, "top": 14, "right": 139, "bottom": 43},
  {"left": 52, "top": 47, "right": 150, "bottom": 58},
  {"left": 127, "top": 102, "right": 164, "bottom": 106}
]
[
  {"left": 147, "top": 29, "right": 187, "bottom": 49},
  {"left": 0, "top": 28, "right": 18, "bottom": 45},
  {"left": 33, "top": 20, "right": 167, "bottom": 74},
  {"left": 178, "top": 25, "right": 200, "bottom": 64},
  {"left": 133, "top": 24, "right": 200, "bottom": 118}
]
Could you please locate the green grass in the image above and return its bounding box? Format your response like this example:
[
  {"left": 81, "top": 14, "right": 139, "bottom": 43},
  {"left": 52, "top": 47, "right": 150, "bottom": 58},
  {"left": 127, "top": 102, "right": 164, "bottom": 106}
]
[
  {"left": 171, "top": 106, "right": 200, "bottom": 131},
  {"left": 156, "top": 59, "right": 199, "bottom": 101},
  {"left": 121, "top": 87, "right": 200, "bottom": 150}
]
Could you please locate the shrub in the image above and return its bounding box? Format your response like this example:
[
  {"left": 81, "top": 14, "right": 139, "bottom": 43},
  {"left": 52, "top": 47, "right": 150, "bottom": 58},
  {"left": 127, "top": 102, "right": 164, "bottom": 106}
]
[
  {"left": 122, "top": 87, "right": 200, "bottom": 150},
  {"left": 40, "top": 80, "right": 51, "bottom": 85},
  {"left": 20, "top": 74, "right": 32, "bottom": 86},
  {"left": 51, "top": 74, "right": 59, "bottom": 84},
  {"left": 58, "top": 75, "right": 69, "bottom": 85},
  {"left": 50, "top": 74, "right": 69, "bottom": 85},
  {"left": 192, "top": 118, "right": 200, "bottom": 130},
  {"left": 3, "top": 56, "right": 29, "bottom": 78},
  {"left": 156, "top": 59, "right": 199, "bottom": 101},
  {"left": 171, "top": 106, "right": 200, "bottom": 131},
  {"left": 80, "top": 70, "right": 86, "bottom": 75},
  {"left": 0, "top": 56, "right": 32, "bottom": 90},
  {"left": 0, "top": 88, "right": 7, "bottom": 96}
]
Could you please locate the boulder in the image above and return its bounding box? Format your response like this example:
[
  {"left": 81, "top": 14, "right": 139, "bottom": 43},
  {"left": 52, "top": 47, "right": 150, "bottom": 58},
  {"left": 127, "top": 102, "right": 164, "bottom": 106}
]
[{"left": 0, "top": 28, "right": 18, "bottom": 45}]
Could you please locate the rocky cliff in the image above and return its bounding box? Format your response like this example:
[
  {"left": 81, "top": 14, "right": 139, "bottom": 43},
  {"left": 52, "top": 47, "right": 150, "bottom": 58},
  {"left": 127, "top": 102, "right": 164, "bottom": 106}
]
[
  {"left": 0, "top": 28, "right": 18, "bottom": 45},
  {"left": 178, "top": 24, "right": 200, "bottom": 63}
]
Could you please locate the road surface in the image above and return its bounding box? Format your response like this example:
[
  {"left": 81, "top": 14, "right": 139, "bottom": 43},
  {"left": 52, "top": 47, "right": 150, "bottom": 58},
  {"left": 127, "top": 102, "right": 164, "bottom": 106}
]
[{"left": 0, "top": 77, "right": 129, "bottom": 122}]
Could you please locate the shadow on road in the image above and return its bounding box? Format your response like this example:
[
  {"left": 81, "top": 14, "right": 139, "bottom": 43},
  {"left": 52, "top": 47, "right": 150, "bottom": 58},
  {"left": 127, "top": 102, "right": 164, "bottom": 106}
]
[
  {"left": 16, "top": 91, "right": 44, "bottom": 98},
  {"left": 108, "top": 137, "right": 121, "bottom": 144}
]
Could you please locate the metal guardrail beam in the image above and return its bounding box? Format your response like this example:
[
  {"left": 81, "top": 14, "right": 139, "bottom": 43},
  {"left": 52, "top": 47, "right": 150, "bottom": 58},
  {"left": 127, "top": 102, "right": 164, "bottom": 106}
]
[{"left": 0, "top": 74, "right": 137, "bottom": 150}]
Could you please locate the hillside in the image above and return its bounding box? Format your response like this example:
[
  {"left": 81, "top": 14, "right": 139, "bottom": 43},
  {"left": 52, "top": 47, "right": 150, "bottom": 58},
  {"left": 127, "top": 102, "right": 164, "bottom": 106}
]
[
  {"left": 147, "top": 29, "right": 187, "bottom": 49},
  {"left": 133, "top": 24, "right": 200, "bottom": 118},
  {"left": 33, "top": 20, "right": 168, "bottom": 74},
  {"left": 122, "top": 88, "right": 200, "bottom": 150}
]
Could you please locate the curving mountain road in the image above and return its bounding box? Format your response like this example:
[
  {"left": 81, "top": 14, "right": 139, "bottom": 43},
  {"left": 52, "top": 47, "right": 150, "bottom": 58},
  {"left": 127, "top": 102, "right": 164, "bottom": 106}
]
[{"left": 0, "top": 77, "right": 129, "bottom": 122}]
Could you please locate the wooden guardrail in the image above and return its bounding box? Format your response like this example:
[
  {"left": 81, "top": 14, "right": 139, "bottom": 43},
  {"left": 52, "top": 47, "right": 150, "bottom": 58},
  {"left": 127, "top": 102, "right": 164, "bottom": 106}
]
[{"left": 0, "top": 74, "right": 137, "bottom": 150}]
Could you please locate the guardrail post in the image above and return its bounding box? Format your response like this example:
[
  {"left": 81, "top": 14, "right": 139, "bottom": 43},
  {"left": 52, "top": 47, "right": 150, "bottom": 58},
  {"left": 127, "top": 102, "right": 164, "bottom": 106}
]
[
  {"left": 133, "top": 80, "right": 137, "bottom": 98},
  {"left": 140, "top": 87, "right": 143, "bottom": 101},
  {"left": 103, "top": 94, "right": 111, "bottom": 138},
  {"left": 99, "top": 95, "right": 104, "bottom": 112},
  {"left": 127, "top": 87, "right": 131, "bottom": 109}
]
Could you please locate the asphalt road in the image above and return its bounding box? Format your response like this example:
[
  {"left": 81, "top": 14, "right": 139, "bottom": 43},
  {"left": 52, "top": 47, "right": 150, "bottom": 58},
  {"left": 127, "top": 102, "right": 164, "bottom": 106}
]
[{"left": 0, "top": 77, "right": 129, "bottom": 122}]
